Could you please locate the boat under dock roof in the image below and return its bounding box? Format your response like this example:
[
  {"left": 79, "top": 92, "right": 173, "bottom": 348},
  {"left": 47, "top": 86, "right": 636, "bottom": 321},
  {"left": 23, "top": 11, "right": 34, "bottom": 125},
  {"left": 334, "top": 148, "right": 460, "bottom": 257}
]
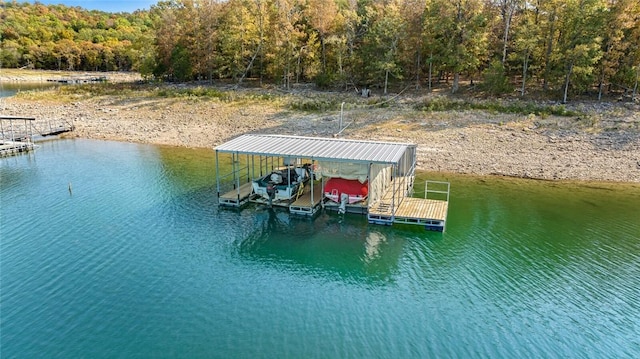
[
  {"left": 215, "top": 134, "right": 415, "bottom": 164},
  {"left": 214, "top": 134, "right": 449, "bottom": 231}
]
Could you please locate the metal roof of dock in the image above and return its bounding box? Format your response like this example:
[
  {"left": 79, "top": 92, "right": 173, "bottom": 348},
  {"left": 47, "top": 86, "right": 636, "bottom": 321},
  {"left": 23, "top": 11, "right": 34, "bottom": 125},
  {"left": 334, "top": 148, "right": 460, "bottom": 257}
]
[{"left": 215, "top": 134, "right": 415, "bottom": 164}]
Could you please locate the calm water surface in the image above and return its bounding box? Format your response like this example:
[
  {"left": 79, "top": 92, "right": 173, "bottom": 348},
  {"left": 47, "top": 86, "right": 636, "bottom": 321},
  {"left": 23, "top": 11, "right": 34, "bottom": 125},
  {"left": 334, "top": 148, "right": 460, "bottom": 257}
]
[
  {"left": 0, "top": 82, "right": 59, "bottom": 98},
  {"left": 1, "top": 139, "right": 639, "bottom": 358}
]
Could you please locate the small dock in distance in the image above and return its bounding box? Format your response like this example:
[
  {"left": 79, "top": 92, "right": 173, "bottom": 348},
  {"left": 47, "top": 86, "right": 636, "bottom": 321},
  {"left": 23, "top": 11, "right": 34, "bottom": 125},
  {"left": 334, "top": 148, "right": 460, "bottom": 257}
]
[
  {"left": 47, "top": 75, "right": 107, "bottom": 84},
  {"left": 1, "top": 116, "right": 75, "bottom": 157}
]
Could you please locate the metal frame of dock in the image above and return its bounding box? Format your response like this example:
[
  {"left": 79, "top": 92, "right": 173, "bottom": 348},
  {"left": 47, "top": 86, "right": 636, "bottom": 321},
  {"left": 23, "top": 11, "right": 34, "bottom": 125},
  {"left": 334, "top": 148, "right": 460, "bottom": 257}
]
[
  {"left": 214, "top": 134, "right": 450, "bottom": 231},
  {"left": 0, "top": 116, "right": 75, "bottom": 157},
  {"left": 1, "top": 116, "right": 36, "bottom": 157}
]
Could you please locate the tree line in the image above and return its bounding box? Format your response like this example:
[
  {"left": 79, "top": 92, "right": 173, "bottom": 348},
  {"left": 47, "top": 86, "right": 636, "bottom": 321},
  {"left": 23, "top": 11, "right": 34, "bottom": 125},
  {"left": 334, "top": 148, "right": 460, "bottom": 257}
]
[
  {"left": 0, "top": 2, "right": 154, "bottom": 72},
  {"left": 2, "top": 0, "right": 639, "bottom": 102}
]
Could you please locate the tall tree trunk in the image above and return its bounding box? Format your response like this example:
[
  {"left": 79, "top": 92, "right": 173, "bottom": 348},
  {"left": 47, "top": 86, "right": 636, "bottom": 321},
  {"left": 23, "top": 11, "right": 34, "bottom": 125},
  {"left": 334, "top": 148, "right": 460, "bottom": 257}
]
[
  {"left": 502, "top": 2, "right": 516, "bottom": 64},
  {"left": 321, "top": 36, "right": 326, "bottom": 75},
  {"left": 562, "top": 61, "right": 573, "bottom": 104},
  {"left": 633, "top": 66, "right": 639, "bottom": 101},
  {"left": 521, "top": 48, "right": 529, "bottom": 97},
  {"left": 415, "top": 50, "right": 421, "bottom": 89},
  {"left": 236, "top": 43, "right": 262, "bottom": 87},
  {"left": 428, "top": 52, "right": 433, "bottom": 91},
  {"left": 543, "top": 9, "right": 556, "bottom": 91},
  {"left": 384, "top": 69, "right": 389, "bottom": 95},
  {"left": 452, "top": 72, "right": 460, "bottom": 93},
  {"left": 597, "top": 65, "right": 605, "bottom": 101}
]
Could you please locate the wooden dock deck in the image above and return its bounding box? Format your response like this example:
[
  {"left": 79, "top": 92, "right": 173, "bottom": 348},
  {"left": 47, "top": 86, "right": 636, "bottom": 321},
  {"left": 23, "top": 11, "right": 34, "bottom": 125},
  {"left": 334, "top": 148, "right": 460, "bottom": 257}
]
[
  {"left": 368, "top": 180, "right": 449, "bottom": 231},
  {"left": 392, "top": 198, "right": 448, "bottom": 230},
  {"left": 289, "top": 181, "right": 323, "bottom": 216},
  {"left": 0, "top": 141, "right": 35, "bottom": 157},
  {"left": 219, "top": 182, "right": 254, "bottom": 207},
  {"left": 217, "top": 177, "right": 449, "bottom": 230},
  {"left": 323, "top": 198, "right": 369, "bottom": 215}
]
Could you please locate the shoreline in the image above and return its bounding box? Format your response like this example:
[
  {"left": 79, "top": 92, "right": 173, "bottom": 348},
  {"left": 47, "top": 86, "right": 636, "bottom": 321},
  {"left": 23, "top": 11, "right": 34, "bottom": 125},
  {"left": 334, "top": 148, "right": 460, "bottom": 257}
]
[
  {"left": 0, "top": 69, "right": 142, "bottom": 83},
  {"left": 1, "top": 86, "right": 638, "bottom": 183}
]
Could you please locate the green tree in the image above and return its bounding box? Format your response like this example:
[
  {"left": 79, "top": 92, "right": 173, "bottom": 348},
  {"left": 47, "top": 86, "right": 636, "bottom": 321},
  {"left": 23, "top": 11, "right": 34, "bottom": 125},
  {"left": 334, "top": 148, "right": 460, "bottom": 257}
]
[
  {"left": 597, "top": 0, "right": 639, "bottom": 100},
  {"left": 426, "top": 0, "right": 488, "bottom": 93},
  {"left": 555, "top": 0, "right": 606, "bottom": 103},
  {"left": 359, "top": 0, "right": 406, "bottom": 94},
  {"left": 511, "top": 9, "right": 539, "bottom": 96}
]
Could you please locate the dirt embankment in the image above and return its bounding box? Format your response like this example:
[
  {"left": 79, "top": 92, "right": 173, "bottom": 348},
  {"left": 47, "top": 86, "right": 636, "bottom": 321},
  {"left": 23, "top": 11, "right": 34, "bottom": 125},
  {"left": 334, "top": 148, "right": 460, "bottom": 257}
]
[{"left": 2, "top": 84, "right": 639, "bottom": 183}]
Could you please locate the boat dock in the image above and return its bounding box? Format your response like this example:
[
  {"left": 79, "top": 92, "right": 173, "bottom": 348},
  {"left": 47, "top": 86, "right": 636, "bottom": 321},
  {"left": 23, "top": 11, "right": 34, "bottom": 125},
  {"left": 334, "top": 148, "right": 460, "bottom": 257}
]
[
  {"left": 1, "top": 116, "right": 75, "bottom": 157},
  {"left": 47, "top": 76, "right": 107, "bottom": 84},
  {"left": 215, "top": 134, "right": 450, "bottom": 231},
  {"left": 0, "top": 140, "right": 35, "bottom": 157}
]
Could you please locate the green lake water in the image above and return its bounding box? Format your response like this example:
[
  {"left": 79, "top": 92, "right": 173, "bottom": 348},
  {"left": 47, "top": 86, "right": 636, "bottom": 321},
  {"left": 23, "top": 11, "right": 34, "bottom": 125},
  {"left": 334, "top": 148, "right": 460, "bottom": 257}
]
[{"left": 1, "top": 139, "right": 639, "bottom": 358}]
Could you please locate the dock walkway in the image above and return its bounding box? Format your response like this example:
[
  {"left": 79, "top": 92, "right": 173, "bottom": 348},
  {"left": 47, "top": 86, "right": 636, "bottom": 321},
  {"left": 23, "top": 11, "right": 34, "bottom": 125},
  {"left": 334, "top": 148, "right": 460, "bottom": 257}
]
[
  {"left": 1, "top": 116, "right": 75, "bottom": 157},
  {"left": 289, "top": 181, "right": 323, "bottom": 216},
  {"left": 219, "top": 182, "right": 254, "bottom": 207},
  {"left": 219, "top": 180, "right": 324, "bottom": 217},
  {"left": 368, "top": 180, "right": 449, "bottom": 231}
]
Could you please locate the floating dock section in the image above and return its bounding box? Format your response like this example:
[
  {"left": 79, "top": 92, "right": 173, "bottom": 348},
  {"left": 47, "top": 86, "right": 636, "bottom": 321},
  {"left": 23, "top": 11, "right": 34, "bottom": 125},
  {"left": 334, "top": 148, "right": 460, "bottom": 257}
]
[
  {"left": 1, "top": 116, "right": 75, "bottom": 157},
  {"left": 214, "top": 134, "right": 450, "bottom": 231},
  {"left": 1, "top": 116, "right": 36, "bottom": 157}
]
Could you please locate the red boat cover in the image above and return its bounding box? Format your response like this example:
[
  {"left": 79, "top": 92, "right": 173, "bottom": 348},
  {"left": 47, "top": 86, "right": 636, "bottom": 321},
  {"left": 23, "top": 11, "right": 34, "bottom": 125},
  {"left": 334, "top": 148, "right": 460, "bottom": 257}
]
[{"left": 324, "top": 178, "right": 368, "bottom": 197}]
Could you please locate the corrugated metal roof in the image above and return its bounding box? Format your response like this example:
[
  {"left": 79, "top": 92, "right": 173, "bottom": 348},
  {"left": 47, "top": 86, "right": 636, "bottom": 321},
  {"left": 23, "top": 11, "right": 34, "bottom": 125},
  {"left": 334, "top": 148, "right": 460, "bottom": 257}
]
[{"left": 215, "top": 134, "right": 415, "bottom": 164}]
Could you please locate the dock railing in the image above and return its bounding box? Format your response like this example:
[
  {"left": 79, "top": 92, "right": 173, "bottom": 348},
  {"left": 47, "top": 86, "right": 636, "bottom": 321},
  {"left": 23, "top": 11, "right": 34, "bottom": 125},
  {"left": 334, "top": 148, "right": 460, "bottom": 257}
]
[
  {"left": 424, "top": 180, "right": 450, "bottom": 202},
  {"left": 32, "top": 119, "right": 75, "bottom": 137}
]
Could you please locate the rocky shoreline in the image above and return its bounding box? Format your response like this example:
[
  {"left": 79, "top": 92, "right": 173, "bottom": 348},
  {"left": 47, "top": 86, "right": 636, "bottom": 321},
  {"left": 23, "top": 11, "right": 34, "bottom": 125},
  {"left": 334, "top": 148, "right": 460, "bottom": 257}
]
[
  {"left": 2, "top": 87, "right": 639, "bottom": 183},
  {"left": 0, "top": 69, "right": 141, "bottom": 83}
]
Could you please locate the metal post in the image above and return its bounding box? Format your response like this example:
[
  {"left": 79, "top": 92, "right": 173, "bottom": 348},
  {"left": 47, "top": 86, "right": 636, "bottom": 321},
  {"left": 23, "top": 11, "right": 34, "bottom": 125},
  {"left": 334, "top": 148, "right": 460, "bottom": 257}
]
[
  {"left": 391, "top": 164, "right": 396, "bottom": 219},
  {"left": 310, "top": 160, "right": 314, "bottom": 206},
  {"left": 246, "top": 154, "right": 250, "bottom": 182},
  {"left": 367, "top": 163, "right": 372, "bottom": 211},
  {"left": 235, "top": 153, "right": 240, "bottom": 201},
  {"left": 215, "top": 150, "right": 220, "bottom": 198},
  {"left": 339, "top": 102, "right": 345, "bottom": 134}
]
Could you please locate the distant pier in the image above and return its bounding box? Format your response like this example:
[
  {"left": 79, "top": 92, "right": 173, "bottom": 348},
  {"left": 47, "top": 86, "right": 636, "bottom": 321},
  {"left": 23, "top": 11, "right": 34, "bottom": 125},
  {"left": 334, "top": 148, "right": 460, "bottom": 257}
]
[
  {"left": 46, "top": 76, "right": 107, "bottom": 84},
  {"left": 1, "top": 116, "right": 75, "bottom": 157}
]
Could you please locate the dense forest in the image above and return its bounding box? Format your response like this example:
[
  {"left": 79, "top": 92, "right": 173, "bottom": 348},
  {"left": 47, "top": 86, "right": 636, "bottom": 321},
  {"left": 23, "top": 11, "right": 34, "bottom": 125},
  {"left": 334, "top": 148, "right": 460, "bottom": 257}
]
[{"left": 1, "top": 0, "right": 639, "bottom": 101}]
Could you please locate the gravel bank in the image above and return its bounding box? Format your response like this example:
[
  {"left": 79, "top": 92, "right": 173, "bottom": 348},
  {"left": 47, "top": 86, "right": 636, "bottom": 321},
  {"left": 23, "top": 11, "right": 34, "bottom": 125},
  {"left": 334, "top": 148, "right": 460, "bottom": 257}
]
[{"left": 2, "top": 91, "right": 639, "bottom": 183}]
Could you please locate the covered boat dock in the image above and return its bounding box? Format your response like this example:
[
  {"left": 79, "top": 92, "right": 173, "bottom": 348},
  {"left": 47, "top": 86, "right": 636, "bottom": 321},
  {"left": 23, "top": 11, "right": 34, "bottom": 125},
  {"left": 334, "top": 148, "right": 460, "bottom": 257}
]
[{"left": 214, "top": 134, "right": 449, "bottom": 231}]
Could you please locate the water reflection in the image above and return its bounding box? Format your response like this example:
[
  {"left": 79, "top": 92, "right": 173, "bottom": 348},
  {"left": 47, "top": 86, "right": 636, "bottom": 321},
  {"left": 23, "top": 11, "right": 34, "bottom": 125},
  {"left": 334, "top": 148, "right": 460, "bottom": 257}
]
[{"left": 234, "top": 208, "right": 405, "bottom": 284}]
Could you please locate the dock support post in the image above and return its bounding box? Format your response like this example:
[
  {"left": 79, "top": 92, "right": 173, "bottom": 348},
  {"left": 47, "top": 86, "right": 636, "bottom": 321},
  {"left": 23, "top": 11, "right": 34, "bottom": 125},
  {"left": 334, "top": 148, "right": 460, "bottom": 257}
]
[
  {"left": 339, "top": 102, "right": 345, "bottom": 134},
  {"left": 215, "top": 150, "right": 221, "bottom": 198}
]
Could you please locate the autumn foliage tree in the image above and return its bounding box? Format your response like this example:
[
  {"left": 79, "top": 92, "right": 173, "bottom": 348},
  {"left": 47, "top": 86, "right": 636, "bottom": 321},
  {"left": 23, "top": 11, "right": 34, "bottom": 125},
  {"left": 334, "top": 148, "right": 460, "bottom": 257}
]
[{"left": 2, "top": 0, "right": 639, "bottom": 102}]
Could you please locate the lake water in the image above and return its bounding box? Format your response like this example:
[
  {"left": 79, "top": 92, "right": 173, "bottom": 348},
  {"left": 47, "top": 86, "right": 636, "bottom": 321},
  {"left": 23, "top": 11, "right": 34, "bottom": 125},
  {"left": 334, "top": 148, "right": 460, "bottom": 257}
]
[
  {"left": 0, "top": 82, "right": 59, "bottom": 98},
  {"left": 1, "top": 139, "right": 639, "bottom": 358}
]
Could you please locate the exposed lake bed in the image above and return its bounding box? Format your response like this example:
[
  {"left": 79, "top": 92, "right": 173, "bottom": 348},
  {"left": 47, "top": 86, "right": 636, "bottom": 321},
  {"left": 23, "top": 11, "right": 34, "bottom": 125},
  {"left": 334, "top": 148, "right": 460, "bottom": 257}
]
[{"left": 1, "top": 73, "right": 638, "bottom": 183}]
